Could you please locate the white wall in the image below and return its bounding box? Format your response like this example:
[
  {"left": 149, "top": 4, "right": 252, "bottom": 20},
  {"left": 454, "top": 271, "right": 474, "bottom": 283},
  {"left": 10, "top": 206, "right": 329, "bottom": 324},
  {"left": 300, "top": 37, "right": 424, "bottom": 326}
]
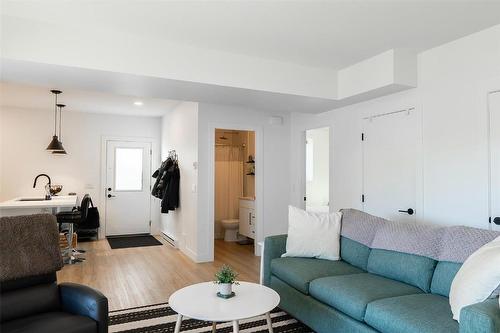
[
  {"left": 197, "top": 103, "right": 291, "bottom": 261},
  {"left": 290, "top": 24, "right": 500, "bottom": 229},
  {"left": 419, "top": 24, "right": 500, "bottom": 227},
  {"left": 159, "top": 102, "right": 290, "bottom": 262},
  {"left": 0, "top": 106, "right": 162, "bottom": 233},
  {"left": 160, "top": 102, "right": 199, "bottom": 260},
  {"left": 290, "top": 89, "right": 417, "bottom": 211}
]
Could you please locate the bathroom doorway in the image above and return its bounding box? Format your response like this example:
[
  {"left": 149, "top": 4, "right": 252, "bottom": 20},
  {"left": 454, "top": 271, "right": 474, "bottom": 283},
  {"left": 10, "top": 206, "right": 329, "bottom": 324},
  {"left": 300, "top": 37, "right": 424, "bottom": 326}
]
[{"left": 214, "top": 129, "right": 256, "bottom": 257}]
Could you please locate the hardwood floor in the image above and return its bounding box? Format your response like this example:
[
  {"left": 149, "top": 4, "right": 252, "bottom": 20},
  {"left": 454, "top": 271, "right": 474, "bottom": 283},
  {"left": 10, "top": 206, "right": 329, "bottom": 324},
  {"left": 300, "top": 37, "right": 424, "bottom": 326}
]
[{"left": 57, "top": 238, "right": 260, "bottom": 311}]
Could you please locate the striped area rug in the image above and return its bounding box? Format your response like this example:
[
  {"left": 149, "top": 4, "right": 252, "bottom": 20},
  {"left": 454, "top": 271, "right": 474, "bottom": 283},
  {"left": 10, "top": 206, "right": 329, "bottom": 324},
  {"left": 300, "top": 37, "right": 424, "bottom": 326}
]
[{"left": 109, "top": 303, "right": 313, "bottom": 332}]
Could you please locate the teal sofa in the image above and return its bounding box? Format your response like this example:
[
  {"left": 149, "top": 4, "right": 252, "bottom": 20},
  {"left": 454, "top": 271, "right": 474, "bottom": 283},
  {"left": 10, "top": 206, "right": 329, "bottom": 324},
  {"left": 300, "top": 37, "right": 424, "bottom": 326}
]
[{"left": 263, "top": 209, "right": 500, "bottom": 333}]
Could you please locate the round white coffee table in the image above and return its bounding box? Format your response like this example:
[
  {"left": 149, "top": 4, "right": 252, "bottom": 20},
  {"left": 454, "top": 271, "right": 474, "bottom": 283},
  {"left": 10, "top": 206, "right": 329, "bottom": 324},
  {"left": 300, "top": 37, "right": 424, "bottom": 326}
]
[{"left": 169, "top": 281, "right": 280, "bottom": 333}]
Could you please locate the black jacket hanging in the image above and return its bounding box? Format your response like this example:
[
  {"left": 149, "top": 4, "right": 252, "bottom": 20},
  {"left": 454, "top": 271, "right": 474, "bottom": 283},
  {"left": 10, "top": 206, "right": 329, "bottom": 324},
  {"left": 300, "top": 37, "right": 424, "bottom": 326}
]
[
  {"left": 152, "top": 158, "right": 180, "bottom": 213},
  {"left": 152, "top": 159, "right": 172, "bottom": 198},
  {"left": 161, "top": 162, "right": 180, "bottom": 213}
]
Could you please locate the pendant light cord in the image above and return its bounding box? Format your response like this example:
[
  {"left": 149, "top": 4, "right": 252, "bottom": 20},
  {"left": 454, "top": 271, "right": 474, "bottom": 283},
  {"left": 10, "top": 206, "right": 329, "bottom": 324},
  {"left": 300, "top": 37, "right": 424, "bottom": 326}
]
[
  {"left": 58, "top": 105, "right": 62, "bottom": 140},
  {"left": 54, "top": 93, "right": 58, "bottom": 136}
]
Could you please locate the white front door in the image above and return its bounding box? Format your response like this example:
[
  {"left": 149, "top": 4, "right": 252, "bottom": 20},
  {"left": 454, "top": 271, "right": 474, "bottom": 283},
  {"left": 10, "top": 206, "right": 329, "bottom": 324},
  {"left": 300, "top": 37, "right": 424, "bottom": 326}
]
[
  {"left": 105, "top": 140, "right": 152, "bottom": 236},
  {"left": 489, "top": 91, "right": 500, "bottom": 231},
  {"left": 362, "top": 109, "right": 418, "bottom": 223}
]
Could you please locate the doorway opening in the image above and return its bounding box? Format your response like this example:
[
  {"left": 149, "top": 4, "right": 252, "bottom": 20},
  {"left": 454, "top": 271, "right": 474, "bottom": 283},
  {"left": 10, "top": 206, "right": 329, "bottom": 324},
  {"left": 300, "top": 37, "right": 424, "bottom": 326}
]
[
  {"left": 305, "top": 127, "right": 330, "bottom": 213},
  {"left": 214, "top": 129, "right": 256, "bottom": 258}
]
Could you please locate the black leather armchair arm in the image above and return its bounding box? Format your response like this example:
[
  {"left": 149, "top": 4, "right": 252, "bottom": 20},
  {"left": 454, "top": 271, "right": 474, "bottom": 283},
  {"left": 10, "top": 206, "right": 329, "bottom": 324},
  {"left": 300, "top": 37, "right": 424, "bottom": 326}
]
[{"left": 59, "top": 283, "right": 108, "bottom": 333}]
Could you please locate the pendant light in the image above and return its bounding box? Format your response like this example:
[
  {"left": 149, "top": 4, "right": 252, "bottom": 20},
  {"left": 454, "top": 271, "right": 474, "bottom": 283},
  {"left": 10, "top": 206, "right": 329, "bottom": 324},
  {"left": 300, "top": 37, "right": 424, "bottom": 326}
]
[
  {"left": 52, "top": 103, "right": 67, "bottom": 154},
  {"left": 46, "top": 90, "right": 65, "bottom": 151}
]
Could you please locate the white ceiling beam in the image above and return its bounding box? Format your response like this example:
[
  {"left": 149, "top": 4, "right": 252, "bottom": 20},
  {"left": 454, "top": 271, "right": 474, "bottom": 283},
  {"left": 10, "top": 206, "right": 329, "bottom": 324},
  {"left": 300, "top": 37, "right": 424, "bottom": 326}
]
[{"left": 1, "top": 15, "right": 338, "bottom": 100}]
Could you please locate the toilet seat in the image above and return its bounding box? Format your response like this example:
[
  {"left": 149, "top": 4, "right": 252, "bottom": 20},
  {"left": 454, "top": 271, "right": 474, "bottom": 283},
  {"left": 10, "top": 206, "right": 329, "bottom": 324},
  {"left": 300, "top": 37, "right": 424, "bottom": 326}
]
[{"left": 221, "top": 219, "right": 239, "bottom": 227}]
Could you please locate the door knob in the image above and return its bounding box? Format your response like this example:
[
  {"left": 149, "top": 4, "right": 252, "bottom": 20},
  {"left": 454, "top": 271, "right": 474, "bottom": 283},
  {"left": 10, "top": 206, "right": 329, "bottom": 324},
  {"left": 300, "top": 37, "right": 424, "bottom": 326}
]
[
  {"left": 107, "top": 194, "right": 116, "bottom": 198},
  {"left": 493, "top": 217, "right": 500, "bottom": 225},
  {"left": 398, "top": 208, "right": 414, "bottom": 215}
]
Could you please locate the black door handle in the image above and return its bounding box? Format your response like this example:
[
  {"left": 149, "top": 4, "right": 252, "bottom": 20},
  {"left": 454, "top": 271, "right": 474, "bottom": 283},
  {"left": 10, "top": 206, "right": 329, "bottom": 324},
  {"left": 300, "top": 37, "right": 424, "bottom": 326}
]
[
  {"left": 493, "top": 217, "right": 500, "bottom": 225},
  {"left": 398, "top": 208, "right": 414, "bottom": 215},
  {"left": 107, "top": 194, "right": 116, "bottom": 198}
]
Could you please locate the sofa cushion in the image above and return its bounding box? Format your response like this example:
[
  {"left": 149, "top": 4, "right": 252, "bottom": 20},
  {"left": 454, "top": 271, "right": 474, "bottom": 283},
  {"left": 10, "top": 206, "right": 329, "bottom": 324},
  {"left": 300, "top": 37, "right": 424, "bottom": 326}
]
[
  {"left": 367, "top": 249, "right": 437, "bottom": 292},
  {"left": 283, "top": 206, "right": 341, "bottom": 260},
  {"left": 340, "top": 236, "right": 371, "bottom": 270},
  {"left": 270, "top": 276, "right": 379, "bottom": 333},
  {"left": 271, "top": 257, "right": 363, "bottom": 294},
  {"left": 459, "top": 298, "right": 500, "bottom": 333},
  {"left": 430, "top": 261, "right": 462, "bottom": 297},
  {"left": 309, "top": 273, "right": 423, "bottom": 321},
  {"left": 1, "top": 311, "right": 97, "bottom": 333},
  {"left": 365, "top": 294, "right": 459, "bottom": 333}
]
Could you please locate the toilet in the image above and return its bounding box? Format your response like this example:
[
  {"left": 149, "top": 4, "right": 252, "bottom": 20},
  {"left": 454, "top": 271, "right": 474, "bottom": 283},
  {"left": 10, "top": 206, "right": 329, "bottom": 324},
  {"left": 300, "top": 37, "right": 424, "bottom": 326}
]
[{"left": 221, "top": 219, "right": 239, "bottom": 242}]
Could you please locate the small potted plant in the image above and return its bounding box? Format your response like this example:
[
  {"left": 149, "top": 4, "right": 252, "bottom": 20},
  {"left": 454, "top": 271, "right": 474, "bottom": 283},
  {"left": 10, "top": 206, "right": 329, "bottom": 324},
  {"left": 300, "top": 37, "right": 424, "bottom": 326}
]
[{"left": 214, "top": 265, "right": 239, "bottom": 298}]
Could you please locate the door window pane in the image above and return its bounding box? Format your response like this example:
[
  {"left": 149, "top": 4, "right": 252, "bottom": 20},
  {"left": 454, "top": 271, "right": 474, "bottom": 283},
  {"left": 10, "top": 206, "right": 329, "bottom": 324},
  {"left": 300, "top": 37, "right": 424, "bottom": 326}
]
[{"left": 115, "top": 148, "right": 143, "bottom": 191}]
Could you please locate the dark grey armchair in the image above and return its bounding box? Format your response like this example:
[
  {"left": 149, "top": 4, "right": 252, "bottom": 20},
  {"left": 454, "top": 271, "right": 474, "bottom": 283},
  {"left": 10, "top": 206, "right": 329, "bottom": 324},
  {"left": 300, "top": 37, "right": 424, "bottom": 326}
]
[{"left": 0, "top": 214, "right": 108, "bottom": 333}]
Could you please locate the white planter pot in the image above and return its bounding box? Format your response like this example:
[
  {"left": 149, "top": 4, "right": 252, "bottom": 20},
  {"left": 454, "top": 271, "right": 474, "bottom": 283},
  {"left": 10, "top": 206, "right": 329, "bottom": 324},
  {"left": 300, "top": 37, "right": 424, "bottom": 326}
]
[{"left": 218, "top": 283, "right": 233, "bottom": 296}]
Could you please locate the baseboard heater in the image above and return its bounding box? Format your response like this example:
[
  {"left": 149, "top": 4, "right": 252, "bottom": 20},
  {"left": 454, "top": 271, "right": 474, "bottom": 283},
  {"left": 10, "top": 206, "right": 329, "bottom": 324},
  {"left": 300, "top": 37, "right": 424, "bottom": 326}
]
[{"left": 161, "top": 232, "right": 177, "bottom": 248}]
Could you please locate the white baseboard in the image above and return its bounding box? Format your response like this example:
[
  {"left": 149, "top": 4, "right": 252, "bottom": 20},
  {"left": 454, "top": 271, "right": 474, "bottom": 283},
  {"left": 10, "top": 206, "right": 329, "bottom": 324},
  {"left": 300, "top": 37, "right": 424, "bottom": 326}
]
[
  {"left": 182, "top": 246, "right": 200, "bottom": 262},
  {"left": 161, "top": 232, "right": 177, "bottom": 248}
]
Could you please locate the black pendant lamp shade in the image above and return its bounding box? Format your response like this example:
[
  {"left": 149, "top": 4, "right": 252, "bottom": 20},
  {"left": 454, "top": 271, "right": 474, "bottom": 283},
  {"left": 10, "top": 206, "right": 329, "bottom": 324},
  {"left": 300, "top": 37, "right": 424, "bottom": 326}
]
[
  {"left": 46, "top": 135, "right": 64, "bottom": 151},
  {"left": 52, "top": 103, "right": 67, "bottom": 154},
  {"left": 46, "top": 90, "right": 64, "bottom": 151}
]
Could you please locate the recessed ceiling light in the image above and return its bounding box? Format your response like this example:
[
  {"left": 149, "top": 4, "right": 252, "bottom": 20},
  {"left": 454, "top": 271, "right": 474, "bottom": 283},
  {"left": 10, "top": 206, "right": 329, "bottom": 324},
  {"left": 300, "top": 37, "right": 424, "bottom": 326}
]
[{"left": 134, "top": 101, "right": 143, "bottom": 106}]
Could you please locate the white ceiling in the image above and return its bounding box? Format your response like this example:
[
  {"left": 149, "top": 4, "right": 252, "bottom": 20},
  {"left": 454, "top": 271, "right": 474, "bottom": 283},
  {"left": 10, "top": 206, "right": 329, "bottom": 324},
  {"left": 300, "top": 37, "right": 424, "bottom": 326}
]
[
  {"left": 0, "top": 82, "right": 181, "bottom": 117},
  {"left": 3, "top": 0, "right": 500, "bottom": 70}
]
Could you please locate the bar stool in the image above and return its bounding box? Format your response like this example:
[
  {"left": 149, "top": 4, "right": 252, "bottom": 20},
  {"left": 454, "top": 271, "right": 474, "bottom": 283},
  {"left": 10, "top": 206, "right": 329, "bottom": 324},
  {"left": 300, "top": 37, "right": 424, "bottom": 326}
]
[
  {"left": 56, "top": 212, "right": 81, "bottom": 264},
  {"left": 56, "top": 194, "right": 91, "bottom": 264}
]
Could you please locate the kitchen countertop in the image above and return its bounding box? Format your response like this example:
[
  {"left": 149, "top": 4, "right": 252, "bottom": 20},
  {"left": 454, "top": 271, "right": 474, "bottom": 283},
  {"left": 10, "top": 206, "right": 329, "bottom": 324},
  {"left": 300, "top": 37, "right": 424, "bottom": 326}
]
[{"left": 0, "top": 195, "right": 78, "bottom": 209}]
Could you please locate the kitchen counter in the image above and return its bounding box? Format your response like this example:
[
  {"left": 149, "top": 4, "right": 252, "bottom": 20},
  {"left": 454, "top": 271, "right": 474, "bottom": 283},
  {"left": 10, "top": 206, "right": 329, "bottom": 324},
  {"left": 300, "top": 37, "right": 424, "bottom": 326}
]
[
  {"left": 0, "top": 195, "right": 78, "bottom": 209},
  {"left": 0, "top": 195, "right": 78, "bottom": 217}
]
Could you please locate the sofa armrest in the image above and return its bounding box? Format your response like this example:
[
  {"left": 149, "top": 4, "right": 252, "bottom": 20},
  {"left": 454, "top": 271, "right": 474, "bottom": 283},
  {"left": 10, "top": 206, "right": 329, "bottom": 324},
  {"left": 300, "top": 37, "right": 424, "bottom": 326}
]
[
  {"left": 59, "top": 283, "right": 108, "bottom": 333},
  {"left": 459, "top": 298, "right": 500, "bottom": 333},
  {"left": 263, "top": 235, "right": 287, "bottom": 287}
]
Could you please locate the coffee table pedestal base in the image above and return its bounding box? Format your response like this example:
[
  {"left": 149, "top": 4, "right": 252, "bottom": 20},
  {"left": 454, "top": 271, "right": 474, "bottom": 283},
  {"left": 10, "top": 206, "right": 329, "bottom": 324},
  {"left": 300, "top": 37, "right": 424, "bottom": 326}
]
[{"left": 173, "top": 312, "right": 273, "bottom": 333}]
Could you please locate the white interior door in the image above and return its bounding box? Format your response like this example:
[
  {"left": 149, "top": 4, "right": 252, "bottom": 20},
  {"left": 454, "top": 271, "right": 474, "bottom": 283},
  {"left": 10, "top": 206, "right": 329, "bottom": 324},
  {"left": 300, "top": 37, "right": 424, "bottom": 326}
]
[
  {"left": 489, "top": 91, "right": 500, "bottom": 231},
  {"left": 105, "top": 140, "right": 152, "bottom": 236},
  {"left": 362, "top": 109, "right": 417, "bottom": 223},
  {"left": 305, "top": 127, "right": 330, "bottom": 213}
]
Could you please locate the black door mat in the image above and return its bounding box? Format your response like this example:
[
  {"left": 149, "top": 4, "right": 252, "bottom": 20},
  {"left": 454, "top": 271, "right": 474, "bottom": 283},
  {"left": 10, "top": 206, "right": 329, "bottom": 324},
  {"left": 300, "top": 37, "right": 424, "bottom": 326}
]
[{"left": 107, "top": 235, "right": 163, "bottom": 249}]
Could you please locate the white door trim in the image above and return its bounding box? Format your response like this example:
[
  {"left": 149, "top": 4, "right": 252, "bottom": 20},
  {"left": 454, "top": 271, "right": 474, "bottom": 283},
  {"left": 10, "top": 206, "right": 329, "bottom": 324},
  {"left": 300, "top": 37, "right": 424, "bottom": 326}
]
[
  {"left": 99, "top": 135, "right": 158, "bottom": 239},
  {"left": 207, "top": 123, "right": 264, "bottom": 258}
]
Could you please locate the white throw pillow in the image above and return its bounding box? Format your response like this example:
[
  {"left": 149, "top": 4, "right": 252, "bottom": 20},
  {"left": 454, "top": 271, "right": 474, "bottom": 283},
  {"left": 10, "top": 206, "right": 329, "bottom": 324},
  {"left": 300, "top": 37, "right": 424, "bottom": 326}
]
[
  {"left": 282, "top": 205, "right": 341, "bottom": 261},
  {"left": 449, "top": 235, "right": 500, "bottom": 322}
]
